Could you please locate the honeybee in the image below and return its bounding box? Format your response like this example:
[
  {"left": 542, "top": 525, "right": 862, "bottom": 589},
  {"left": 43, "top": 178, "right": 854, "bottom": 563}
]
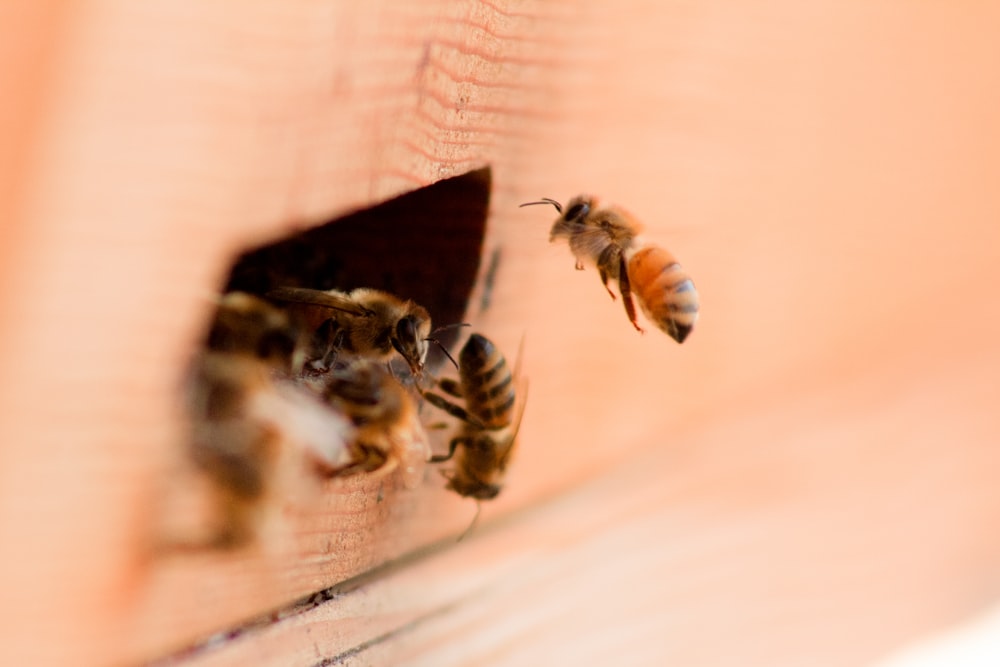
[
  {"left": 521, "top": 195, "right": 699, "bottom": 343},
  {"left": 187, "top": 351, "right": 356, "bottom": 546},
  {"left": 183, "top": 293, "right": 355, "bottom": 547},
  {"left": 422, "top": 333, "right": 526, "bottom": 532},
  {"left": 318, "top": 356, "right": 427, "bottom": 485},
  {"left": 205, "top": 291, "right": 304, "bottom": 372},
  {"left": 186, "top": 352, "right": 281, "bottom": 547},
  {"left": 266, "top": 286, "right": 432, "bottom": 376}
]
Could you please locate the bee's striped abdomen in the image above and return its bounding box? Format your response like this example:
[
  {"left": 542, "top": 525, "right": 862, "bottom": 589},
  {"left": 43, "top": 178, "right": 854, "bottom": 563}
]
[
  {"left": 459, "top": 333, "right": 516, "bottom": 430},
  {"left": 627, "top": 246, "right": 700, "bottom": 343}
]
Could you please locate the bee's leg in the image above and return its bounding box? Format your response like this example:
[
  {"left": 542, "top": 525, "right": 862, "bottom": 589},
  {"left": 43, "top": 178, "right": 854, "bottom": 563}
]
[
  {"left": 597, "top": 246, "right": 619, "bottom": 301},
  {"left": 426, "top": 330, "right": 464, "bottom": 372},
  {"left": 347, "top": 441, "right": 390, "bottom": 474},
  {"left": 422, "top": 390, "right": 478, "bottom": 425},
  {"left": 305, "top": 319, "right": 335, "bottom": 372},
  {"left": 438, "top": 378, "right": 464, "bottom": 398},
  {"left": 598, "top": 267, "right": 616, "bottom": 300},
  {"left": 318, "top": 323, "right": 348, "bottom": 370},
  {"left": 429, "top": 435, "right": 472, "bottom": 463},
  {"left": 318, "top": 441, "right": 389, "bottom": 477},
  {"left": 618, "top": 255, "right": 644, "bottom": 333}
]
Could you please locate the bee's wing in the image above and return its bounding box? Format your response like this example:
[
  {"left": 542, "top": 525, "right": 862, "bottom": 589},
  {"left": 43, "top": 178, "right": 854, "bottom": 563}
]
[
  {"left": 511, "top": 332, "right": 526, "bottom": 382},
  {"left": 495, "top": 378, "right": 527, "bottom": 472},
  {"left": 266, "top": 287, "right": 373, "bottom": 317},
  {"left": 496, "top": 333, "right": 528, "bottom": 471}
]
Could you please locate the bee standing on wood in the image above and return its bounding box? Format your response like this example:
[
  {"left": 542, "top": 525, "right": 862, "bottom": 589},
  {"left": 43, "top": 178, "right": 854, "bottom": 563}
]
[
  {"left": 318, "top": 356, "right": 427, "bottom": 484},
  {"left": 521, "top": 194, "right": 699, "bottom": 343},
  {"left": 266, "top": 287, "right": 432, "bottom": 376},
  {"left": 422, "top": 333, "right": 526, "bottom": 535}
]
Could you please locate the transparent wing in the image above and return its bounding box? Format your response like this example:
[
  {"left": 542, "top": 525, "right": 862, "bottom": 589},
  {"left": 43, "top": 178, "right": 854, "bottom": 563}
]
[
  {"left": 496, "top": 333, "right": 528, "bottom": 471},
  {"left": 266, "top": 287, "right": 374, "bottom": 317}
]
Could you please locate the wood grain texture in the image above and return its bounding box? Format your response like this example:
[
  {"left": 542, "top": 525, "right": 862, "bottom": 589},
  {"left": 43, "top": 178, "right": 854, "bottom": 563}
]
[
  {"left": 2, "top": 0, "right": 1000, "bottom": 665},
  {"left": 171, "top": 352, "right": 1000, "bottom": 666},
  {"left": 0, "top": 1, "right": 563, "bottom": 663}
]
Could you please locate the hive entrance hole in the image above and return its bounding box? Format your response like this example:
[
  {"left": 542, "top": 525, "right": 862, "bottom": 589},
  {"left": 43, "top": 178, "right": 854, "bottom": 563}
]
[{"left": 223, "top": 167, "right": 491, "bottom": 369}]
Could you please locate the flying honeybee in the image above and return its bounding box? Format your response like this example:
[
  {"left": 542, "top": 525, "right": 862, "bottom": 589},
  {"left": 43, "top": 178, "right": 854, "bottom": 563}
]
[
  {"left": 316, "top": 356, "right": 427, "bottom": 483},
  {"left": 422, "top": 333, "right": 526, "bottom": 534},
  {"left": 521, "top": 194, "right": 699, "bottom": 343},
  {"left": 266, "top": 286, "right": 432, "bottom": 376}
]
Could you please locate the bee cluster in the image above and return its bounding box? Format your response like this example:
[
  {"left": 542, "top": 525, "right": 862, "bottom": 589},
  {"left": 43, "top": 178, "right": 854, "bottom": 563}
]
[
  {"left": 186, "top": 193, "right": 698, "bottom": 547},
  {"left": 187, "top": 285, "right": 523, "bottom": 546}
]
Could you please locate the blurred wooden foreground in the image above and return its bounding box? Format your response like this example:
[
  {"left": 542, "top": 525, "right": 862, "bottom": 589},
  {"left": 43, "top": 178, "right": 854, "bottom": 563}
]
[{"left": 1, "top": 1, "right": 1000, "bottom": 665}]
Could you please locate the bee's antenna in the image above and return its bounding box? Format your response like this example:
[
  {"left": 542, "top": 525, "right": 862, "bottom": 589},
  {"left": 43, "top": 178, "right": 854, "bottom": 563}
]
[
  {"left": 429, "top": 322, "right": 470, "bottom": 336},
  {"left": 425, "top": 323, "right": 469, "bottom": 371},
  {"left": 519, "top": 198, "right": 563, "bottom": 214},
  {"left": 427, "top": 338, "right": 459, "bottom": 371}
]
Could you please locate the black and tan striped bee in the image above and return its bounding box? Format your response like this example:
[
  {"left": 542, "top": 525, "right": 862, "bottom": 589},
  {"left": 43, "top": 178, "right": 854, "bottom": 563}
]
[
  {"left": 521, "top": 194, "right": 699, "bottom": 343},
  {"left": 422, "top": 333, "right": 526, "bottom": 532}
]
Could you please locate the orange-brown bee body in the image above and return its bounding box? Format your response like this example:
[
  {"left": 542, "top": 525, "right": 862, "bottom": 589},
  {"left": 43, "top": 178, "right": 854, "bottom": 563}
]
[
  {"left": 523, "top": 194, "right": 699, "bottom": 343},
  {"left": 626, "top": 245, "right": 699, "bottom": 344}
]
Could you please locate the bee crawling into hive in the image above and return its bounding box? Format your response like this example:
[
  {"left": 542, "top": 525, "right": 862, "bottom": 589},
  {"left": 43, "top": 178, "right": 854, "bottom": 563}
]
[
  {"left": 265, "top": 286, "right": 433, "bottom": 377},
  {"left": 421, "top": 333, "right": 527, "bottom": 538},
  {"left": 521, "top": 194, "right": 700, "bottom": 343}
]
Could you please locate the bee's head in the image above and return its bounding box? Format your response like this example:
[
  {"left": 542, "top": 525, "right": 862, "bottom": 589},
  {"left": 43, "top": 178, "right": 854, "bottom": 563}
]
[
  {"left": 391, "top": 308, "right": 431, "bottom": 377},
  {"left": 520, "top": 194, "right": 595, "bottom": 242}
]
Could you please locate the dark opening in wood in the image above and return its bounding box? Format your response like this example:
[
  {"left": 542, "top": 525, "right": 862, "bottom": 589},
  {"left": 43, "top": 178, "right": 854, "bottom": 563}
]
[{"left": 224, "top": 167, "right": 491, "bottom": 369}]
